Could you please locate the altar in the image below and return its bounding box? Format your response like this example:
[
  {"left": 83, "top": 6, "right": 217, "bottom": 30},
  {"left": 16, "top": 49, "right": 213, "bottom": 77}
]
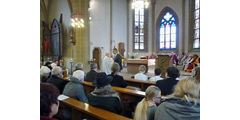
[{"left": 125, "top": 59, "right": 148, "bottom": 74}]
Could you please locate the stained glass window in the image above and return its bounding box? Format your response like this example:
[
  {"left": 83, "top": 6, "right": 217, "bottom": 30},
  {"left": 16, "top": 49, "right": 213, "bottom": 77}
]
[
  {"left": 193, "top": 0, "right": 200, "bottom": 48},
  {"left": 159, "top": 12, "right": 177, "bottom": 50},
  {"left": 134, "top": 0, "right": 145, "bottom": 50}
]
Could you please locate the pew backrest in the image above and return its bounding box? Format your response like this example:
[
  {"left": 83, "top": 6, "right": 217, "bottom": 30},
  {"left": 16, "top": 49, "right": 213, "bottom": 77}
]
[{"left": 60, "top": 96, "right": 132, "bottom": 120}]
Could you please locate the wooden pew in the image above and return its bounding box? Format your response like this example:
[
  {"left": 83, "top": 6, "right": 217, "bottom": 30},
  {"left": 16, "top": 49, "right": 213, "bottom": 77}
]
[
  {"left": 63, "top": 78, "right": 167, "bottom": 118},
  {"left": 124, "top": 78, "right": 156, "bottom": 91},
  {"left": 59, "top": 97, "right": 132, "bottom": 120},
  {"left": 81, "top": 81, "right": 145, "bottom": 117}
]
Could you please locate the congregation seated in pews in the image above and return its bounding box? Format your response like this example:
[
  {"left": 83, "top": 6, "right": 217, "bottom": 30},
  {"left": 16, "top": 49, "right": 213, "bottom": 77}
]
[{"left": 40, "top": 59, "right": 200, "bottom": 120}]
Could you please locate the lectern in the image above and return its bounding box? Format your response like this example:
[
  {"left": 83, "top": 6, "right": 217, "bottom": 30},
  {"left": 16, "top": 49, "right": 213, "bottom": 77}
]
[{"left": 155, "top": 55, "right": 173, "bottom": 78}]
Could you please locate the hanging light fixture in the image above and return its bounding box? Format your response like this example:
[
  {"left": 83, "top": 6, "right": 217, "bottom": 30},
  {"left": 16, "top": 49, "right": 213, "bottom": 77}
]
[
  {"left": 131, "top": 0, "right": 149, "bottom": 9},
  {"left": 71, "top": 12, "right": 84, "bottom": 28}
]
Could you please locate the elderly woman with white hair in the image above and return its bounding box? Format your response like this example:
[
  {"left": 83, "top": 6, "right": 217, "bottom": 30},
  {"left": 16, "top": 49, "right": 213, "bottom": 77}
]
[
  {"left": 62, "top": 70, "right": 88, "bottom": 119},
  {"left": 40, "top": 66, "right": 51, "bottom": 82},
  {"left": 63, "top": 70, "right": 88, "bottom": 103}
]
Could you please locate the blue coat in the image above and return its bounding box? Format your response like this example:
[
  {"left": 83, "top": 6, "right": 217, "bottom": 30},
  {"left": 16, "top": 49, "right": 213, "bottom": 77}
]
[{"left": 63, "top": 77, "right": 88, "bottom": 103}]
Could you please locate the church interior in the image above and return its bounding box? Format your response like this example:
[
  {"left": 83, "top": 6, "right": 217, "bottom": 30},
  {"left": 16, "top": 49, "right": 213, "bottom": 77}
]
[{"left": 40, "top": 0, "right": 200, "bottom": 119}]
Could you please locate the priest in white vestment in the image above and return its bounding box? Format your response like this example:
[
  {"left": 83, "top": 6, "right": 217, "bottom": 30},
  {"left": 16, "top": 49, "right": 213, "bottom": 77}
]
[{"left": 102, "top": 53, "right": 114, "bottom": 75}]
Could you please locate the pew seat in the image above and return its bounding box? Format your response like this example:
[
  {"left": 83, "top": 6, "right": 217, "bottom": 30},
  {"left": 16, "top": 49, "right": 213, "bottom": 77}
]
[
  {"left": 124, "top": 78, "right": 156, "bottom": 91},
  {"left": 59, "top": 96, "right": 132, "bottom": 120}
]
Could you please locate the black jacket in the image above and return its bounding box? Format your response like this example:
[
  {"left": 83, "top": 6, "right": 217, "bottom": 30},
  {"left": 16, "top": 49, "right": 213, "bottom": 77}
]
[
  {"left": 85, "top": 70, "right": 97, "bottom": 86},
  {"left": 156, "top": 78, "right": 179, "bottom": 95},
  {"left": 114, "top": 54, "right": 122, "bottom": 70},
  {"left": 108, "top": 73, "right": 128, "bottom": 88},
  {"left": 46, "top": 75, "right": 68, "bottom": 94}
]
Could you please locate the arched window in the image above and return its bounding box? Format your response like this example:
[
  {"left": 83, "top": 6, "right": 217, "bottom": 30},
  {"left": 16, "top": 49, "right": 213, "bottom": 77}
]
[
  {"left": 134, "top": 0, "right": 145, "bottom": 50},
  {"left": 193, "top": 0, "right": 200, "bottom": 48},
  {"left": 159, "top": 11, "right": 177, "bottom": 50}
]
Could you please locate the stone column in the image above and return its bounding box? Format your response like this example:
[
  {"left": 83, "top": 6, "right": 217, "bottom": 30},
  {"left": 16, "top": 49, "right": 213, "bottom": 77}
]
[{"left": 72, "top": 0, "right": 90, "bottom": 68}]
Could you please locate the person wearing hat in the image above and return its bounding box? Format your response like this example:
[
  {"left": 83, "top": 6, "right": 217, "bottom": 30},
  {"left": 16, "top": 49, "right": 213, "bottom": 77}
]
[
  {"left": 62, "top": 70, "right": 88, "bottom": 119},
  {"left": 85, "top": 63, "right": 98, "bottom": 86},
  {"left": 40, "top": 66, "right": 51, "bottom": 83},
  {"left": 47, "top": 66, "right": 68, "bottom": 94},
  {"left": 88, "top": 72, "right": 123, "bottom": 114},
  {"left": 113, "top": 48, "right": 123, "bottom": 71}
]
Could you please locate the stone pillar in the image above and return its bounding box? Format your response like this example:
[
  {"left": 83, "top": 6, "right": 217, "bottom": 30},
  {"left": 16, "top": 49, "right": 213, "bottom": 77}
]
[{"left": 72, "top": 0, "right": 90, "bottom": 68}]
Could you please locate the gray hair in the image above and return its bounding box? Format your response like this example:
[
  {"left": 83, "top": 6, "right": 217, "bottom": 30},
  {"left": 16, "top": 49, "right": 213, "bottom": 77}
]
[
  {"left": 52, "top": 66, "right": 63, "bottom": 75},
  {"left": 75, "top": 63, "right": 83, "bottom": 70},
  {"left": 73, "top": 70, "right": 85, "bottom": 81},
  {"left": 90, "top": 63, "right": 97, "bottom": 69}
]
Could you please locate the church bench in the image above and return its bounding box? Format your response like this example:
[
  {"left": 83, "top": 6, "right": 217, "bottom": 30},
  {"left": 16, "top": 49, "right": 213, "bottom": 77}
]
[
  {"left": 63, "top": 78, "right": 167, "bottom": 118},
  {"left": 124, "top": 78, "right": 156, "bottom": 91},
  {"left": 59, "top": 96, "right": 132, "bottom": 120},
  {"left": 81, "top": 81, "right": 145, "bottom": 117}
]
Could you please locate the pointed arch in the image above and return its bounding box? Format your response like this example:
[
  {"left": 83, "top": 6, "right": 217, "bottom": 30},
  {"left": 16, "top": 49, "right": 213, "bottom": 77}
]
[
  {"left": 50, "top": 19, "right": 62, "bottom": 60},
  {"left": 156, "top": 7, "right": 179, "bottom": 52}
]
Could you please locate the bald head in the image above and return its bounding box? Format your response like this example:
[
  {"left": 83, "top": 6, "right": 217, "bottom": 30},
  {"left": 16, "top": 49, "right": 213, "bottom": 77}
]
[{"left": 105, "top": 53, "right": 110, "bottom": 57}]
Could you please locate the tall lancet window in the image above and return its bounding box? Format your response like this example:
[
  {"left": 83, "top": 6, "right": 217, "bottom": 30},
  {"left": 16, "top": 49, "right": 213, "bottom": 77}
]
[
  {"left": 193, "top": 0, "right": 200, "bottom": 48},
  {"left": 134, "top": 0, "right": 145, "bottom": 50},
  {"left": 159, "top": 12, "right": 177, "bottom": 49}
]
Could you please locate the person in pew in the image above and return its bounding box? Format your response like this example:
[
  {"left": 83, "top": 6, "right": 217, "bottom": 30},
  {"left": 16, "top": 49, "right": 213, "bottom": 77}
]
[
  {"left": 74, "top": 63, "right": 84, "bottom": 71},
  {"left": 88, "top": 72, "right": 123, "bottom": 114},
  {"left": 45, "top": 61, "right": 53, "bottom": 70},
  {"left": 149, "top": 68, "right": 163, "bottom": 82},
  {"left": 47, "top": 66, "right": 68, "bottom": 94},
  {"left": 63, "top": 70, "right": 88, "bottom": 103},
  {"left": 102, "top": 52, "right": 114, "bottom": 75},
  {"left": 134, "top": 65, "right": 148, "bottom": 81},
  {"left": 134, "top": 86, "right": 161, "bottom": 120},
  {"left": 155, "top": 67, "right": 180, "bottom": 95},
  {"left": 51, "top": 59, "right": 58, "bottom": 68},
  {"left": 62, "top": 70, "right": 88, "bottom": 120},
  {"left": 108, "top": 62, "right": 128, "bottom": 88},
  {"left": 40, "top": 66, "right": 51, "bottom": 83},
  {"left": 154, "top": 77, "right": 200, "bottom": 120},
  {"left": 85, "top": 63, "right": 98, "bottom": 86},
  {"left": 40, "top": 83, "right": 60, "bottom": 120}
]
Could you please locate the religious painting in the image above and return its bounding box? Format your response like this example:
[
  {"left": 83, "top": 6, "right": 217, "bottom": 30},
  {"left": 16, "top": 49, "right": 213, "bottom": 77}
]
[
  {"left": 50, "top": 19, "right": 62, "bottom": 59},
  {"left": 42, "top": 21, "right": 51, "bottom": 57},
  {"left": 118, "top": 42, "right": 125, "bottom": 58}
]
